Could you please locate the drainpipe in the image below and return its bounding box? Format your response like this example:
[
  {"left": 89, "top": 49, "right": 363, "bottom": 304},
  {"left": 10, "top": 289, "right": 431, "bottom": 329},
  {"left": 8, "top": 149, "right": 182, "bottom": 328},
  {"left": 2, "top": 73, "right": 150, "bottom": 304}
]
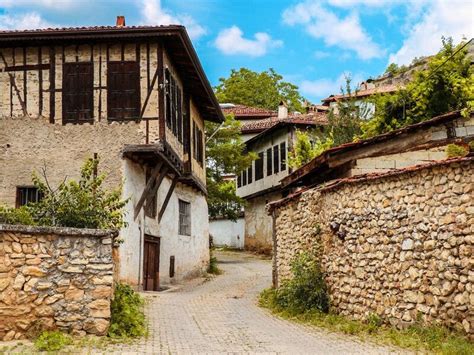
[{"left": 271, "top": 209, "right": 278, "bottom": 288}]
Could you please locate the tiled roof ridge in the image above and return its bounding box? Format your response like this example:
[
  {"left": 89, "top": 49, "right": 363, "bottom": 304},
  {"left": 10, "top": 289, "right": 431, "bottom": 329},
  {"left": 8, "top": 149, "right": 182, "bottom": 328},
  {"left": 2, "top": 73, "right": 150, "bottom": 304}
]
[
  {"left": 0, "top": 24, "right": 184, "bottom": 34},
  {"left": 240, "top": 111, "right": 327, "bottom": 132}
]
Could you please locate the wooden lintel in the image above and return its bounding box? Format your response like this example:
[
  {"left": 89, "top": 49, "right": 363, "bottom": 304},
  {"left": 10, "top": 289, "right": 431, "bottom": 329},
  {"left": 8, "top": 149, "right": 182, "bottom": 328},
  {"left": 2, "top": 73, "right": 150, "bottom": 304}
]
[
  {"left": 134, "top": 161, "right": 164, "bottom": 220},
  {"left": 158, "top": 175, "right": 178, "bottom": 223}
]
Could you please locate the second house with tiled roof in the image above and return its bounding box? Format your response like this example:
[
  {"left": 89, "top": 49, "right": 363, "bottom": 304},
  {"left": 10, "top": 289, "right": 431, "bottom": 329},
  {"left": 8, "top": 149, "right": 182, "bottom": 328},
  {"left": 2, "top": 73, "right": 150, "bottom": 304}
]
[{"left": 235, "top": 102, "right": 327, "bottom": 253}]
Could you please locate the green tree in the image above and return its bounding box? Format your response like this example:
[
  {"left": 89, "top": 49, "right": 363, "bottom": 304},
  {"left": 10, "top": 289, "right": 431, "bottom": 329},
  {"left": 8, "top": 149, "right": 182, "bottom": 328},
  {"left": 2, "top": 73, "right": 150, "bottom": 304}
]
[
  {"left": 287, "top": 130, "right": 333, "bottom": 169},
  {"left": 361, "top": 37, "right": 474, "bottom": 138},
  {"left": 206, "top": 114, "right": 256, "bottom": 220},
  {"left": 215, "top": 68, "right": 305, "bottom": 113}
]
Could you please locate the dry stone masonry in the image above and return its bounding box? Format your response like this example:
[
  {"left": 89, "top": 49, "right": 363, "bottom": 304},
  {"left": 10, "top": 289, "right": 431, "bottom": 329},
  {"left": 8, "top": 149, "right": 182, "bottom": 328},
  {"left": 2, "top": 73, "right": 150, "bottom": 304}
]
[
  {"left": 0, "top": 225, "right": 116, "bottom": 341},
  {"left": 272, "top": 158, "right": 473, "bottom": 335}
]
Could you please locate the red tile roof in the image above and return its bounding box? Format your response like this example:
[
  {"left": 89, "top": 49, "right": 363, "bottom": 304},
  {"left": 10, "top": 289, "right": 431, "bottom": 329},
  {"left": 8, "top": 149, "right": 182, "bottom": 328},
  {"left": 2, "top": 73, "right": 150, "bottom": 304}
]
[
  {"left": 0, "top": 25, "right": 184, "bottom": 35},
  {"left": 221, "top": 104, "right": 276, "bottom": 118},
  {"left": 241, "top": 112, "right": 328, "bottom": 133},
  {"left": 321, "top": 84, "right": 401, "bottom": 103}
]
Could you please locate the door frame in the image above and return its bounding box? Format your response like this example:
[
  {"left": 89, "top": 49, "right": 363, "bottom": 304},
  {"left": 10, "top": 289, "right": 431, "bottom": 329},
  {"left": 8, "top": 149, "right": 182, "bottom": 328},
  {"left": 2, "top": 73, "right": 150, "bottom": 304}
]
[{"left": 143, "top": 234, "right": 161, "bottom": 291}]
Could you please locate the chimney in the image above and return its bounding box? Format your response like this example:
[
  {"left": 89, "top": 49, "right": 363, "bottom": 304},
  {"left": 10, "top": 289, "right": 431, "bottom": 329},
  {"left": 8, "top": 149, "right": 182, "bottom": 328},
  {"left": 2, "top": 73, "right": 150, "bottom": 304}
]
[
  {"left": 116, "top": 16, "right": 126, "bottom": 27},
  {"left": 278, "top": 100, "right": 288, "bottom": 119}
]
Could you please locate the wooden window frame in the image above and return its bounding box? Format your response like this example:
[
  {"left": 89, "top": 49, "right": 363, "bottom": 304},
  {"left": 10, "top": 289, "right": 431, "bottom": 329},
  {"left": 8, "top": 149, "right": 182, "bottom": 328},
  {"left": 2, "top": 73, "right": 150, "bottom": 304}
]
[
  {"left": 255, "top": 152, "right": 264, "bottom": 181},
  {"left": 178, "top": 199, "right": 191, "bottom": 236},
  {"left": 280, "top": 142, "right": 287, "bottom": 171},
  {"left": 266, "top": 148, "right": 273, "bottom": 176},
  {"left": 16, "top": 186, "right": 42, "bottom": 208},
  {"left": 107, "top": 61, "right": 141, "bottom": 121},
  {"left": 62, "top": 62, "right": 94, "bottom": 124},
  {"left": 273, "top": 145, "right": 280, "bottom": 174}
]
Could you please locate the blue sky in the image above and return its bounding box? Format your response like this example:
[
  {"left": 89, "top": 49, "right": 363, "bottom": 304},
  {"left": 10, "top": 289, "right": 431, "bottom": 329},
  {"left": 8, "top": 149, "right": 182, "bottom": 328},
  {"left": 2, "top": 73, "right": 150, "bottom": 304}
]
[{"left": 1, "top": 0, "right": 472, "bottom": 104}]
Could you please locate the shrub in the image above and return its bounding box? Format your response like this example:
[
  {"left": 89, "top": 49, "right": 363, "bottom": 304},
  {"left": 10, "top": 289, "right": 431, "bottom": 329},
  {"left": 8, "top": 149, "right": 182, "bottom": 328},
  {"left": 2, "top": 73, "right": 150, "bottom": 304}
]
[
  {"left": 0, "top": 205, "right": 36, "bottom": 225},
  {"left": 207, "top": 251, "right": 222, "bottom": 275},
  {"left": 108, "top": 283, "right": 146, "bottom": 339},
  {"left": 446, "top": 144, "right": 468, "bottom": 158},
  {"left": 272, "top": 252, "right": 329, "bottom": 313},
  {"left": 0, "top": 156, "right": 128, "bottom": 230},
  {"left": 34, "top": 331, "right": 72, "bottom": 352}
]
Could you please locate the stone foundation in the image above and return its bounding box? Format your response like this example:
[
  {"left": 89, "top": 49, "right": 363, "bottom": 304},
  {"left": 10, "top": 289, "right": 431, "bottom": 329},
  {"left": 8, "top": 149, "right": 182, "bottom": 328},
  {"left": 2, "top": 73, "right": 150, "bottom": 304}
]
[
  {"left": 0, "top": 225, "right": 116, "bottom": 340},
  {"left": 272, "top": 158, "right": 473, "bottom": 335}
]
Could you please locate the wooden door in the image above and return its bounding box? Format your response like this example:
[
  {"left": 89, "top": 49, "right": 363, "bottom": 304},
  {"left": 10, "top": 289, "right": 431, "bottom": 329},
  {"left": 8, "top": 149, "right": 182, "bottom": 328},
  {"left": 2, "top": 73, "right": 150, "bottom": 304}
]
[{"left": 143, "top": 235, "right": 160, "bottom": 291}]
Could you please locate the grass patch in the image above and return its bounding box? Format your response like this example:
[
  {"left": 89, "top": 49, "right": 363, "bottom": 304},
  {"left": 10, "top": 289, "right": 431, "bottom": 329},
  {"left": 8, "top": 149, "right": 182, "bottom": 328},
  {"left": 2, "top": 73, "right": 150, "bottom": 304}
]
[
  {"left": 108, "top": 283, "right": 147, "bottom": 339},
  {"left": 259, "top": 288, "right": 473, "bottom": 354},
  {"left": 34, "top": 331, "right": 72, "bottom": 352},
  {"left": 207, "top": 250, "right": 222, "bottom": 275}
]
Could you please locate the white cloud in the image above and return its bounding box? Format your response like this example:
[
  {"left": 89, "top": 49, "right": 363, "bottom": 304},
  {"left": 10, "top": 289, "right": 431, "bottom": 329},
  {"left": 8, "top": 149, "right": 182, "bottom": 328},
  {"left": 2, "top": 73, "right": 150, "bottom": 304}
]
[
  {"left": 388, "top": 0, "right": 474, "bottom": 65},
  {"left": 0, "top": 12, "right": 53, "bottom": 30},
  {"left": 300, "top": 72, "right": 364, "bottom": 99},
  {"left": 314, "top": 50, "right": 331, "bottom": 59},
  {"left": 140, "top": 0, "right": 206, "bottom": 40},
  {"left": 282, "top": 1, "right": 383, "bottom": 60},
  {"left": 0, "top": 0, "right": 75, "bottom": 7},
  {"left": 214, "top": 26, "right": 283, "bottom": 57}
]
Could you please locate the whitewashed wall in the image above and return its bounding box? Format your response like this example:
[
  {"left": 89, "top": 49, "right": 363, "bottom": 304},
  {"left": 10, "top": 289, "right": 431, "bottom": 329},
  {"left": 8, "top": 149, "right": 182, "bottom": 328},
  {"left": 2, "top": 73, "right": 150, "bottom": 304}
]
[
  {"left": 209, "top": 217, "right": 245, "bottom": 249},
  {"left": 120, "top": 160, "right": 209, "bottom": 287}
]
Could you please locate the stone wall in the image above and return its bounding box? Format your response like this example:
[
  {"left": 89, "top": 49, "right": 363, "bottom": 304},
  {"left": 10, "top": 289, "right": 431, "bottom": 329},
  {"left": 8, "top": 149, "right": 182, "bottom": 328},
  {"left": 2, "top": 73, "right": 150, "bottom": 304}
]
[
  {"left": 272, "top": 158, "right": 473, "bottom": 335},
  {"left": 0, "top": 224, "right": 116, "bottom": 341}
]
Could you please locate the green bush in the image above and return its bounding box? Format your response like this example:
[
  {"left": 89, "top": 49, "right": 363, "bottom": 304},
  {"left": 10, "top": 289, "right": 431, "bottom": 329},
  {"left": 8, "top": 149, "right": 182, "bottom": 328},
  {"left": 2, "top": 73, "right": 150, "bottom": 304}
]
[
  {"left": 0, "top": 156, "right": 128, "bottom": 230},
  {"left": 271, "top": 252, "right": 329, "bottom": 313},
  {"left": 108, "top": 283, "right": 146, "bottom": 339},
  {"left": 34, "top": 331, "right": 72, "bottom": 352},
  {"left": 0, "top": 205, "right": 36, "bottom": 225},
  {"left": 446, "top": 144, "right": 469, "bottom": 158}
]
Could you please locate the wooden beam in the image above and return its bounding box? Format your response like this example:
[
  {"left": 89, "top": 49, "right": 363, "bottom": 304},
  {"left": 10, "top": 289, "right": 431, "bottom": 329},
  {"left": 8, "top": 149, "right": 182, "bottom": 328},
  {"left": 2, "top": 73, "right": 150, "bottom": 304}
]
[
  {"left": 158, "top": 175, "right": 178, "bottom": 223},
  {"left": 0, "top": 51, "right": 28, "bottom": 116},
  {"left": 2, "top": 63, "right": 50, "bottom": 72},
  {"left": 134, "top": 161, "right": 164, "bottom": 220},
  {"left": 49, "top": 47, "right": 56, "bottom": 123},
  {"left": 148, "top": 165, "right": 168, "bottom": 209},
  {"left": 139, "top": 67, "right": 159, "bottom": 119},
  {"left": 157, "top": 41, "right": 165, "bottom": 140}
]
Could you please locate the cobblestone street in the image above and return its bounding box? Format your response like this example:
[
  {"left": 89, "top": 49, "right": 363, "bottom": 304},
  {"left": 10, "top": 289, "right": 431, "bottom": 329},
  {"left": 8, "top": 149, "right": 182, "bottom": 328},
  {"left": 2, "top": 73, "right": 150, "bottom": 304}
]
[{"left": 110, "top": 251, "right": 405, "bottom": 354}]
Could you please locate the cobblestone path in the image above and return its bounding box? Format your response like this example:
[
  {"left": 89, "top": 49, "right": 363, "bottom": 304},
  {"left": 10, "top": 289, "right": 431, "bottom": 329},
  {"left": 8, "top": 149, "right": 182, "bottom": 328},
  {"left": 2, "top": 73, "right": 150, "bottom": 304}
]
[{"left": 111, "top": 251, "right": 405, "bottom": 354}]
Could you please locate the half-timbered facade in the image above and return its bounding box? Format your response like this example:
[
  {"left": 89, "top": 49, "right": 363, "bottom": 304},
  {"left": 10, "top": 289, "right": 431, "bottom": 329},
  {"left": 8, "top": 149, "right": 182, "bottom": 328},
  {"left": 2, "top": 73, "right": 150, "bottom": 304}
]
[{"left": 0, "top": 20, "right": 223, "bottom": 289}]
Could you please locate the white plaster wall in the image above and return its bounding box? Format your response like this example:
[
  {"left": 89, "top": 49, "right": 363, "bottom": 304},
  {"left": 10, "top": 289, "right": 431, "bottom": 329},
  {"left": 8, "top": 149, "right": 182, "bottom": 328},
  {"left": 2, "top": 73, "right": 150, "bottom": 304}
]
[
  {"left": 120, "top": 160, "right": 209, "bottom": 288},
  {"left": 209, "top": 218, "right": 245, "bottom": 249}
]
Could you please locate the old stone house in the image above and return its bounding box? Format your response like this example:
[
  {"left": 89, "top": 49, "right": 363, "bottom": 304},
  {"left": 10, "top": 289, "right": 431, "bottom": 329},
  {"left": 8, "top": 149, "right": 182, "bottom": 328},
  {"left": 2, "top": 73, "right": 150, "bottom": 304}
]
[
  {"left": 236, "top": 107, "right": 328, "bottom": 252},
  {"left": 0, "top": 19, "right": 224, "bottom": 290},
  {"left": 268, "top": 111, "right": 474, "bottom": 334}
]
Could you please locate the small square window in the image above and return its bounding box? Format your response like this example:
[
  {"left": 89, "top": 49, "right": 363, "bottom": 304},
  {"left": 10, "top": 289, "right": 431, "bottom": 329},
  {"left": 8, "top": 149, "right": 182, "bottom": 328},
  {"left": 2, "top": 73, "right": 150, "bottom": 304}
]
[
  {"left": 16, "top": 186, "right": 42, "bottom": 207},
  {"left": 178, "top": 199, "right": 191, "bottom": 236}
]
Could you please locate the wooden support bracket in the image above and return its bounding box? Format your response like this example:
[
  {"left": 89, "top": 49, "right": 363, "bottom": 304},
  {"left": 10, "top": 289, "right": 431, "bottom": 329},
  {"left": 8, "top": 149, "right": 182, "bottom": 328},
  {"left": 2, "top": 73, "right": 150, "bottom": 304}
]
[
  {"left": 158, "top": 175, "right": 178, "bottom": 223},
  {"left": 134, "top": 161, "right": 164, "bottom": 220}
]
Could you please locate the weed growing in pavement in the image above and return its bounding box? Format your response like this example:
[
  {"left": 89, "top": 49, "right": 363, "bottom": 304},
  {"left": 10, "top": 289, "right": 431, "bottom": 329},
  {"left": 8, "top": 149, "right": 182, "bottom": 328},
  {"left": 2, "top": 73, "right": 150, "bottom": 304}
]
[
  {"left": 108, "top": 283, "right": 147, "bottom": 339},
  {"left": 34, "top": 331, "right": 73, "bottom": 352}
]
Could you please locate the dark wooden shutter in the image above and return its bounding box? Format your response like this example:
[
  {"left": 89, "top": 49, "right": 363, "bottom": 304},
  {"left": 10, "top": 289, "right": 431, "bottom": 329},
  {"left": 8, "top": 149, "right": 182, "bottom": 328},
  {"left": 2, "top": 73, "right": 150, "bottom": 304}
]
[
  {"left": 165, "top": 69, "right": 172, "bottom": 128},
  {"left": 62, "top": 62, "right": 93, "bottom": 123},
  {"left": 248, "top": 164, "right": 253, "bottom": 184},
  {"left": 107, "top": 61, "right": 140, "bottom": 120},
  {"left": 177, "top": 88, "right": 183, "bottom": 143}
]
